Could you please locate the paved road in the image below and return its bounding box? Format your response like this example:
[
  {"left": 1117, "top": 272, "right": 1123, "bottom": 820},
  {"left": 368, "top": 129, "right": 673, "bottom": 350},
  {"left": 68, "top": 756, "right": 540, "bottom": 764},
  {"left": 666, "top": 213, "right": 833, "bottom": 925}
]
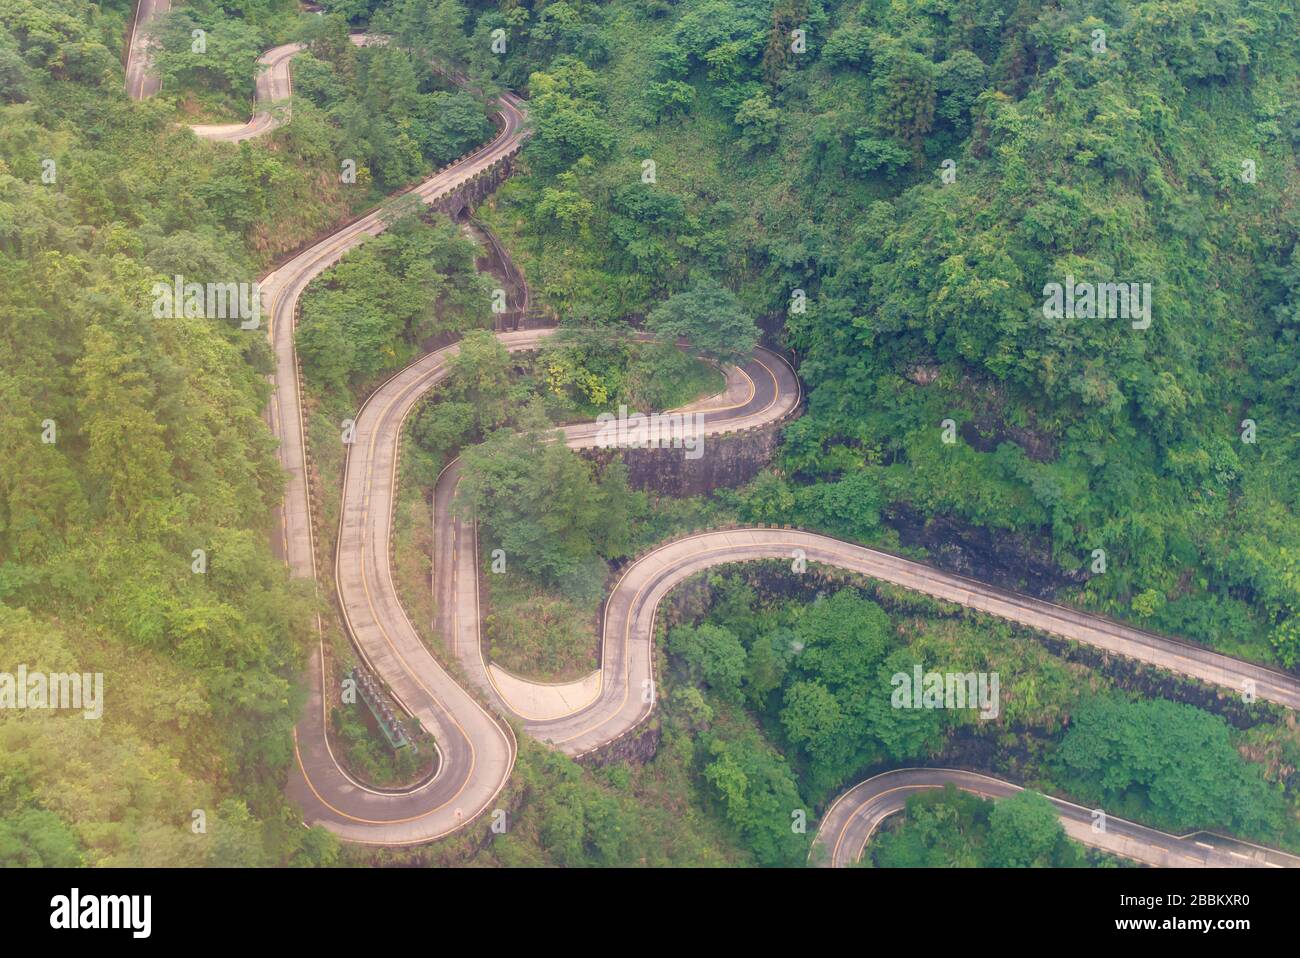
[
  {"left": 812, "top": 768, "right": 1300, "bottom": 868},
  {"left": 434, "top": 349, "right": 803, "bottom": 734},
  {"left": 443, "top": 524, "right": 1300, "bottom": 754},
  {"left": 261, "top": 80, "right": 531, "bottom": 845},
  {"left": 317, "top": 329, "right": 798, "bottom": 843},
  {"left": 124, "top": 0, "right": 169, "bottom": 101},
  {"left": 126, "top": 4, "right": 530, "bottom": 843},
  {"left": 188, "top": 41, "right": 302, "bottom": 141},
  {"left": 127, "top": 24, "right": 349, "bottom": 140},
  {"left": 125, "top": 4, "right": 1300, "bottom": 863},
  {"left": 125, "top": 0, "right": 291, "bottom": 139}
]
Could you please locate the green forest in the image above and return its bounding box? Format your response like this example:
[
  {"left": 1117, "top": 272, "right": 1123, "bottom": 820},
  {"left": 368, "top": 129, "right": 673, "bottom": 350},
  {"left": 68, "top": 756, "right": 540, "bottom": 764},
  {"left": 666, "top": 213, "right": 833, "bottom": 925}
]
[
  {"left": 1, "top": 0, "right": 1298, "bottom": 868},
  {"left": 461, "top": 0, "right": 1300, "bottom": 670},
  {"left": 868, "top": 787, "right": 1097, "bottom": 868}
]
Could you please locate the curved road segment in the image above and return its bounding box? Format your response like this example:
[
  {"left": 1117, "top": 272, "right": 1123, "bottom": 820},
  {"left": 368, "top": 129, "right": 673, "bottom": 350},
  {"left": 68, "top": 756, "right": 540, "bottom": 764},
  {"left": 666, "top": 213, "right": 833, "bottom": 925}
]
[
  {"left": 189, "top": 41, "right": 302, "bottom": 142},
  {"left": 433, "top": 349, "right": 801, "bottom": 745},
  {"left": 126, "top": 9, "right": 1300, "bottom": 861},
  {"left": 812, "top": 769, "right": 1300, "bottom": 868}
]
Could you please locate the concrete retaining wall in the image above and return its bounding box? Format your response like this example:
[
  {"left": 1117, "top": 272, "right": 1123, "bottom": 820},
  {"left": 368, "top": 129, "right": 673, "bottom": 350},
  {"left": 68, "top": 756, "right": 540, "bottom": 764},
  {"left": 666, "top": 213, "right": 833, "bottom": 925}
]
[{"left": 579, "top": 421, "right": 784, "bottom": 497}]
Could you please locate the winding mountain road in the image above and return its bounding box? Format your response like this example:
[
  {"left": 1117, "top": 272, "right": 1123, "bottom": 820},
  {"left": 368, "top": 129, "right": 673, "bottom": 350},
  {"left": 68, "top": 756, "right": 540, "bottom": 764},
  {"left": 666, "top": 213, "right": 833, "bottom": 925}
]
[
  {"left": 125, "top": 0, "right": 168, "bottom": 100},
  {"left": 812, "top": 769, "right": 1300, "bottom": 868},
  {"left": 125, "top": 7, "right": 1300, "bottom": 863},
  {"left": 434, "top": 350, "right": 801, "bottom": 746},
  {"left": 189, "top": 41, "right": 302, "bottom": 142}
]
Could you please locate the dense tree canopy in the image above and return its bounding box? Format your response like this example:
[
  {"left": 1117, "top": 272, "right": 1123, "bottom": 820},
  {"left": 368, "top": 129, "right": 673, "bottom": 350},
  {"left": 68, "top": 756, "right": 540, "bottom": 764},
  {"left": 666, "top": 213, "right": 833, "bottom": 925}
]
[
  {"left": 469, "top": 0, "right": 1300, "bottom": 675},
  {"left": 0, "top": 0, "right": 362, "bottom": 867},
  {"left": 297, "top": 213, "right": 490, "bottom": 393},
  {"left": 457, "top": 410, "right": 644, "bottom": 599},
  {"left": 5, "top": 0, "right": 1298, "bottom": 869},
  {"left": 644, "top": 278, "right": 758, "bottom": 363},
  {"left": 872, "top": 786, "right": 1085, "bottom": 868},
  {"left": 1054, "top": 695, "right": 1286, "bottom": 837}
]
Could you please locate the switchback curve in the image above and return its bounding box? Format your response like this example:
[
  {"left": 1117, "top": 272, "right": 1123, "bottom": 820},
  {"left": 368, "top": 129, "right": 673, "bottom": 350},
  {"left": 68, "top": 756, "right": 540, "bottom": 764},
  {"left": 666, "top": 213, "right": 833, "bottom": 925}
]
[
  {"left": 125, "top": 5, "right": 1300, "bottom": 864},
  {"left": 811, "top": 768, "right": 1300, "bottom": 868}
]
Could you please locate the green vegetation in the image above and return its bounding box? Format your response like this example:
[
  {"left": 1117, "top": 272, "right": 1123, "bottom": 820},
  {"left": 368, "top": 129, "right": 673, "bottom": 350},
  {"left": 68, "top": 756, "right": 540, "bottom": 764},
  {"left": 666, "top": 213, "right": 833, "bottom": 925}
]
[
  {"left": 303, "top": 239, "right": 729, "bottom": 684},
  {"left": 374, "top": 734, "right": 750, "bottom": 867},
  {"left": 483, "top": 571, "right": 598, "bottom": 680},
  {"left": 290, "top": 11, "right": 493, "bottom": 192},
  {"left": 295, "top": 211, "right": 488, "bottom": 786},
  {"left": 330, "top": 698, "right": 432, "bottom": 786},
  {"left": 152, "top": 1, "right": 282, "bottom": 120},
  {"left": 537, "top": 326, "right": 726, "bottom": 419},
  {"left": 675, "top": 573, "right": 1299, "bottom": 861},
  {"left": 5, "top": 0, "right": 1299, "bottom": 868},
  {"left": 460, "top": 0, "right": 1300, "bottom": 672},
  {"left": 0, "top": 0, "right": 358, "bottom": 865},
  {"left": 430, "top": 0, "right": 1300, "bottom": 858},
  {"left": 643, "top": 279, "right": 758, "bottom": 363},
  {"left": 869, "top": 786, "right": 1091, "bottom": 868},
  {"left": 153, "top": 3, "right": 493, "bottom": 191},
  {"left": 299, "top": 209, "right": 490, "bottom": 556},
  {"left": 673, "top": 584, "right": 951, "bottom": 803},
  {"left": 1054, "top": 694, "right": 1287, "bottom": 836},
  {"left": 298, "top": 211, "right": 492, "bottom": 396},
  {"left": 458, "top": 411, "right": 643, "bottom": 601}
]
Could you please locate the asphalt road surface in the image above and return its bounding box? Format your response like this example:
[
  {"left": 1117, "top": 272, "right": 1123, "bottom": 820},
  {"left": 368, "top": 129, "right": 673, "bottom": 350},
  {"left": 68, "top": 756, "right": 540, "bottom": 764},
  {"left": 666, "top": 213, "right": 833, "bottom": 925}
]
[
  {"left": 124, "top": 0, "right": 168, "bottom": 101},
  {"left": 124, "top": 4, "right": 1300, "bottom": 863},
  {"left": 812, "top": 768, "right": 1300, "bottom": 868}
]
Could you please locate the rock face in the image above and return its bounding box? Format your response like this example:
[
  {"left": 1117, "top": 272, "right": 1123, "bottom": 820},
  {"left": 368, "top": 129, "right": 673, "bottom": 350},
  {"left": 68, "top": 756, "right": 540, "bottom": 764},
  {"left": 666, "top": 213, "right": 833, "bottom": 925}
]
[
  {"left": 464, "top": 219, "right": 550, "bottom": 332},
  {"left": 579, "top": 338, "right": 800, "bottom": 497},
  {"left": 580, "top": 422, "right": 784, "bottom": 497},
  {"left": 577, "top": 719, "right": 662, "bottom": 767},
  {"left": 884, "top": 502, "right": 1085, "bottom": 599}
]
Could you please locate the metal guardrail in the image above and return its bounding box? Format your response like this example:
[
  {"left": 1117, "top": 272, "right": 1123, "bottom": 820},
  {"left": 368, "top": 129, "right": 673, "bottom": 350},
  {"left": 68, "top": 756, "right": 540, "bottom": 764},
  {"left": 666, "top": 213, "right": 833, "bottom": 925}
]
[{"left": 351, "top": 667, "right": 411, "bottom": 750}]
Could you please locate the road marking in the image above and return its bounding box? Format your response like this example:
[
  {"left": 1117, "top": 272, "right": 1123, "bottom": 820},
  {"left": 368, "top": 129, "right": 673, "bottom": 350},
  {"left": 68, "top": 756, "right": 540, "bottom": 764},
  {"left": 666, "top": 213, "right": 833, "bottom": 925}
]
[{"left": 130, "top": 11, "right": 1300, "bottom": 855}]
